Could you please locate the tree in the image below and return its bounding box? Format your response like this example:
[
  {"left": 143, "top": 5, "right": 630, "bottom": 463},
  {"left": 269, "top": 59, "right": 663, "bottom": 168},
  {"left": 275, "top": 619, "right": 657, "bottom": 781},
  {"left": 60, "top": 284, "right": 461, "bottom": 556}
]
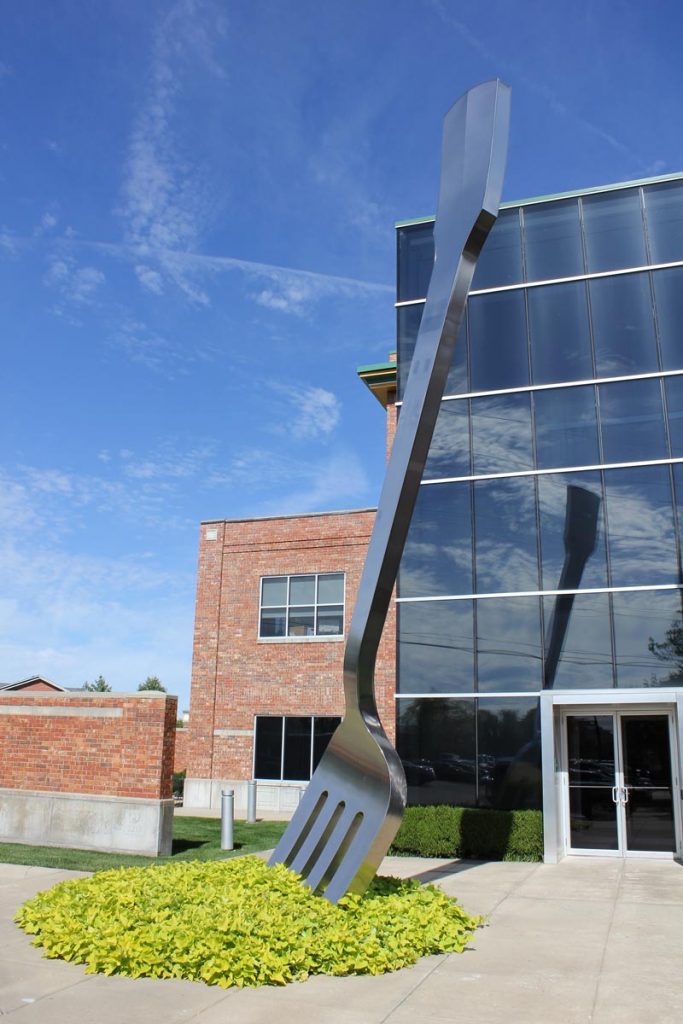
[
  {"left": 83, "top": 675, "right": 111, "bottom": 692},
  {"left": 138, "top": 675, "right": 166, "bottom": 692}
]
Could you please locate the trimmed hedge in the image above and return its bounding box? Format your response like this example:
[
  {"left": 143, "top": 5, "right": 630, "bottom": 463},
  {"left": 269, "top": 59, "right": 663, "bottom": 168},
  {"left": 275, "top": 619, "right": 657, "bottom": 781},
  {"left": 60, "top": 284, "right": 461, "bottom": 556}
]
[{"left": 391, "top": 805, "right": 543, "bottom": 862}]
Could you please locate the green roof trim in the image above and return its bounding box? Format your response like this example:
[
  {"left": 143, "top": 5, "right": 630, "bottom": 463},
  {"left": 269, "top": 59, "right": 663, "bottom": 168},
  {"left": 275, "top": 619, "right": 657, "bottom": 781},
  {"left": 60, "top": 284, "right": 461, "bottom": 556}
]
[
  {"left": 356, "top": 361, "right": 397, "bottom": 374},
  {"left": 394, "top": 169, "right": 683, "bottom": 229}
]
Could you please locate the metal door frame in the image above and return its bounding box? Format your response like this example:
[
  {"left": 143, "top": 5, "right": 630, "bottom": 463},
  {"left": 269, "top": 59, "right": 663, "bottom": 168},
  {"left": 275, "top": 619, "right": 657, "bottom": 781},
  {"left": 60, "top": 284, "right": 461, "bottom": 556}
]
[
  {"left": 559, "top": 707, "right": 679, "bottom": 859},
  {"left": 540, "top": 688, "right": 683, "bottom": 863}
]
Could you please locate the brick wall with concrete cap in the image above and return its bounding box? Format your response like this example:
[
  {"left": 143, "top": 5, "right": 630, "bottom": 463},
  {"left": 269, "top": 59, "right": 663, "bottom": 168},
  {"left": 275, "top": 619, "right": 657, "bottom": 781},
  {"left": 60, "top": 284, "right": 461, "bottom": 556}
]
[
  {"left": 0, "top": 692, "right": 177, "bottom": 855},
  {"left": 185, "top": 508, "right": 397, "bottom": 805}
]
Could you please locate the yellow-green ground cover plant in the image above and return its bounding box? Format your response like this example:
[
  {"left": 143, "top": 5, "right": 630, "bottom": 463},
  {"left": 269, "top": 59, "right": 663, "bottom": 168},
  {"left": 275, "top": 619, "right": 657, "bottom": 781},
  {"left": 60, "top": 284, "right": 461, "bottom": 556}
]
[{"left": 16, "top": 857, "right": 480, "bottom": 989}]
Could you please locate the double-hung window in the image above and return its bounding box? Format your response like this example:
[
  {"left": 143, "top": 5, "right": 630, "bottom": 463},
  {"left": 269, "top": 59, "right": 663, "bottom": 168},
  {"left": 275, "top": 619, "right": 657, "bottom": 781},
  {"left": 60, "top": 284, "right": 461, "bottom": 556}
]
[{"left": 259, "top": 572, "right": 344, "bottom": 639}]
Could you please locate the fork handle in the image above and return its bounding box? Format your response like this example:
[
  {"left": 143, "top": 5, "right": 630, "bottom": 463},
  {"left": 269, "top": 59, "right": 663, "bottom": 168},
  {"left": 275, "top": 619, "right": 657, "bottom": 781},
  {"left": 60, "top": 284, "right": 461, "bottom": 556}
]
[{"left": 343, "top": 80, "right": 511, "bottom": 715}]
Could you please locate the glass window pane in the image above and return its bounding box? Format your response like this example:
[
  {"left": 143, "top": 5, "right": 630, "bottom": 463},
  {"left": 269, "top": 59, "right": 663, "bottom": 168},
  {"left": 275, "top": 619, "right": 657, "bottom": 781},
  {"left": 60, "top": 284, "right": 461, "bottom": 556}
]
[
  {"left": 667, "top": 376, "right": 683, "bottom": 457},
  {"left": 313, "top": 717, "right": 341, "bottom": 771},
  {"left": 534, "top": 386, "right": 599, "bottom": 470},
  {"left": 397, "top": 698, "right": 476, "bottom": 807},
  {"left": 476, "top": 596, "right": 542, "bottom": 691},
  {"left": 397, "top": 303, "right": 423, "bottom": 399},
  {"left": 260, "top": 608, "right": 286, "bottom": 638},
  {"left": 599, "top": 378, "right": 666, "bottom": 463},
  {"left": 317, "top": 573, "right": 344, "bottom": 604},
  {"left": 289, "top": 575, "right": 315, "bottom": 605},
  {"left": 477, "top": 698, "right": 542, "bottom": 810},
  {"left": 283, "top": 717, "right": 312, "bottom": 781},
  {"left": 262, "top": 577, "right": 287, "bottom": 607},
  {"left": 643, "top": 181, "right": 683, "bottom": 264},
  {"left": 528, "top": 281, "right": 593, "bottom": 385},
  {"left": 471, "top": 392, "right": 533, "bottom": 474},
  {"left": 582, "top": 189, "right": 647, "bottom": 272},
  {"left": 613, "top": 589, "right": 683, "bottom": 687},
  {"left": 400, "top": 306, "right": 468, "bottom": 400},
  {"left": 425, "top": 399, "right": 470, "bottom": 480},
  {"left": 288, "top": 608, "right": 314, "bottom": 637},
  {"left": 542, "top": 592, "right": 614, "bottom": 688},
  {"left": 474, "top": 476, "right": 539, "bottom": 593},
  {"left": 590, "top": 273, "right": 658, "bottom": 377},
  {"left": 254, "top": 717, "right": 282, "bottom": 779},
  {"left": 400, "top": 482, "right": 472, "bottom": 598},
  {"left": 604, "top": 465, "right": 677, "bottom": 586},
  {"left": 538, "top": 472, "right": 607, "bottom": 591},
  {"left": 316, "top": 606, "right": 343, "bottom": 636},
  {"left": 469, "top": 290, "right": 528, "bottom": 392},
  {"left": 523, "top": 199, "right": 584, "bottom": 281},
  {"left": 652, "top": 267, "right": 683, "bottom": 371},
  {"left": 397, "top": 223, "right": 434, "bottom": 301},
  {"left": 471, "top": 208, "right": 523, "bottom": 289},
  {"left": 445, "top": 314, "right": 468, "bottom": 396},
  {"left": 397, "top": 600, "right": 474, "bottom": 694}
]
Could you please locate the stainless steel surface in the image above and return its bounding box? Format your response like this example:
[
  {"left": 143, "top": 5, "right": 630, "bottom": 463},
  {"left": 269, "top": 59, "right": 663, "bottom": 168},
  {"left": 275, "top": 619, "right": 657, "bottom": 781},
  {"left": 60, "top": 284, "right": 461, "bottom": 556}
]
[
  {"left": 220, "top": 789, "right": 234, "bottom": 850},
  {"left": 246, "top": 779, "right": 257, "bottom": 824},
  {"left": 270, "top": 79, "right": 511, "bottom": 902}
]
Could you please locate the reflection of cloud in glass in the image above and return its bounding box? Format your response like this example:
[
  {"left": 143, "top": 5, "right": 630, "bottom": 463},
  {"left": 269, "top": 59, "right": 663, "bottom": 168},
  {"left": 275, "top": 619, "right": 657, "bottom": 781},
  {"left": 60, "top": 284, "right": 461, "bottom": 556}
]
[
  {"left": 475, "top": 477, "right": 539, "bottom": 593},
  {"left": 425, "top": 399, "right": 470, "bottom": 479},
  {"left": 471, "top": 393, "right": 533, "bottom": 474},
  {"left": 604, "top": 467, "right": 677, "bottom": 585}
]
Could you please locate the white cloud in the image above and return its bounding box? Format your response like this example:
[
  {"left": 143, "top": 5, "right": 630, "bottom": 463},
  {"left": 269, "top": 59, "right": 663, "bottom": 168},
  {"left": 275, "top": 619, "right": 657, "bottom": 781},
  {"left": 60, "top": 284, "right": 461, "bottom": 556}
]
[
  {"left": 0, "top": 470, "right": 195, "bottom": 704},
  {"left": 269, "top": 383, "right": 341, "bottom": 440},
  {"left": 118, "top": 0, "right": 226, "bottom": 305},
  {"left": 209, "top": 446, "right": 371, "bottom": 516},
  {"left": 43, "top": 254, "right": 105, "bottom": 309},
  {"left": 135, "top": 264, "right": 164, "bottom": 294}
]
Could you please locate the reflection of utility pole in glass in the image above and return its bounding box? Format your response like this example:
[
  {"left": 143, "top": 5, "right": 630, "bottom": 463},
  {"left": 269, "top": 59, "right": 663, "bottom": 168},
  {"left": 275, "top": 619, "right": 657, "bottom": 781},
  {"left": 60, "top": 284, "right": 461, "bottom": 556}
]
[{"left": 544, "top": 485, "right": 600, "bottom": 688}]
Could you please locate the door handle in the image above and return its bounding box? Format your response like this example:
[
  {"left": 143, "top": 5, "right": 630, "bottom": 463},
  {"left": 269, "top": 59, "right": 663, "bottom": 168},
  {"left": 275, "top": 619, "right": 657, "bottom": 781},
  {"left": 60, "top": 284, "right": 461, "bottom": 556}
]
[
  {"left": 622, "top": 786, "right": 629, "bottom": 805},
  {"left": 611, "top": 786, "right": 619, "bottom": 804}
]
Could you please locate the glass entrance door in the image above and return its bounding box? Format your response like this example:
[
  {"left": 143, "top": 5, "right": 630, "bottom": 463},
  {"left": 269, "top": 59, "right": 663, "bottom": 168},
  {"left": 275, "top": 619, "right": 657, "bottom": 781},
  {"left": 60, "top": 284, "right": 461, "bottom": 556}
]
[{"left": 565, "top": 712, "right": 677, "bottom": 856}]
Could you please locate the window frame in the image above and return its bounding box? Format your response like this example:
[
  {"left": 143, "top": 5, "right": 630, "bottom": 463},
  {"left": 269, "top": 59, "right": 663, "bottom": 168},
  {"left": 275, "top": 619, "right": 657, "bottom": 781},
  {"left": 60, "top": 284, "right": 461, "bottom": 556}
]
[
  {"left": 252, "top": 715, "right": 342, "bottom": 781},
  {"left": 258, "top": 572, "right": 345, "bottom": 642}
]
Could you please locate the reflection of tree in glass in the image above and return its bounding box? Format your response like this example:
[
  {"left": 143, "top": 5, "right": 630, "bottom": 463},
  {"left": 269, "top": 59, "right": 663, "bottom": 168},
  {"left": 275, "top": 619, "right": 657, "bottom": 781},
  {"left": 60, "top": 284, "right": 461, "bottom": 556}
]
[{"left": 647, "top": 615, "right": 683, "bottom": 683}]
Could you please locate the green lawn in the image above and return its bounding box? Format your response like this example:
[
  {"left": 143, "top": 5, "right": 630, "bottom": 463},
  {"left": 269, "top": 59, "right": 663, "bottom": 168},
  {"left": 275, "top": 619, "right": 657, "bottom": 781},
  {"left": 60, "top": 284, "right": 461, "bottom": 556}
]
[{"left": 0, "top": 817, "right": 288, "bottom": 873}]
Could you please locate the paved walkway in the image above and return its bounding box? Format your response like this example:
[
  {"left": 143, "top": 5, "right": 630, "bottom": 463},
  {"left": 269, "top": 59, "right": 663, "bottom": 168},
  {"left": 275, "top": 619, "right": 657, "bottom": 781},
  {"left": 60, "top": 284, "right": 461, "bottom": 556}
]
[{"left": 1, "top": 855, "right": 682, "bottom": 1023}]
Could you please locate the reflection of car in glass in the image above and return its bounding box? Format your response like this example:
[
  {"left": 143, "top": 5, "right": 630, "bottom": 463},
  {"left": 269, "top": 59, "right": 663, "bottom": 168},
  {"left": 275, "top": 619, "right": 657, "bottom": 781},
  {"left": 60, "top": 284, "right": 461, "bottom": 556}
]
[
  {"left": 401, "top": 758, "right": 436, "bottom": 785},
  {"left": 569, "top": 757, "right": 615, "bottom": 785},
  {"left": 433, "top": 754, "right": 476, "bottom": 781}
]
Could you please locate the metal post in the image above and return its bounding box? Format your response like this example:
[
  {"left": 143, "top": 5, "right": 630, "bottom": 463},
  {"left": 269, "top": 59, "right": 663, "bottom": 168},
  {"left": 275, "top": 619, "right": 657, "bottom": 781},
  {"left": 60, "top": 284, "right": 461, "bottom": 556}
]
[
  {"left": 220, "top": 789, "right": 234, "bottom": 851},
  {"left": 246, "top": 779, "right": 257, "bottom": 823}
]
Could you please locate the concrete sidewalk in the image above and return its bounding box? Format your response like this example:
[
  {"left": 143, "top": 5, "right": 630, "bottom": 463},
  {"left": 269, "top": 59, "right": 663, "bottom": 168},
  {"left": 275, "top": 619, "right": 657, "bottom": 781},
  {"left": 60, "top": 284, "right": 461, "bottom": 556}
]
[{"left": 1, "top": 855, "right": 682, "bottom": 1023}]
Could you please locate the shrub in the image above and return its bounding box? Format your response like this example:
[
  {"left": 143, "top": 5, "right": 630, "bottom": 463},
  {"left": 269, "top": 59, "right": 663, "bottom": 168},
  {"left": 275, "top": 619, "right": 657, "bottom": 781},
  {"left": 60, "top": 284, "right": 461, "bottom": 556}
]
[
  {"left": 391, "top": 805, "right": 543, "bottom": 862},
  {"left": 172, "top": 770, "right": 186, "bottom": 799},
  {"left": 15, "top": 857, "right": 481, "bottom": 988}
]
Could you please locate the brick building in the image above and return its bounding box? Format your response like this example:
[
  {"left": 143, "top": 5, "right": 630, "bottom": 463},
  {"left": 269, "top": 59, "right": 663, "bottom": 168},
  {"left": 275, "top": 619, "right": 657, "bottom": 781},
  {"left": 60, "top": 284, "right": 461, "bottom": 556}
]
[{"left": 184, "top": 360, "right": 397, "bottom": 812}]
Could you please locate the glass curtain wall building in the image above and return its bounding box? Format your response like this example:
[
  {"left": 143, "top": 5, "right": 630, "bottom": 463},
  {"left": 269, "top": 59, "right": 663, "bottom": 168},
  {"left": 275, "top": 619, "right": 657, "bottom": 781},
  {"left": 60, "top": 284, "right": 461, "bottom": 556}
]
[{"left": 395, "top": 173, "right": 683, "bottom": 859}]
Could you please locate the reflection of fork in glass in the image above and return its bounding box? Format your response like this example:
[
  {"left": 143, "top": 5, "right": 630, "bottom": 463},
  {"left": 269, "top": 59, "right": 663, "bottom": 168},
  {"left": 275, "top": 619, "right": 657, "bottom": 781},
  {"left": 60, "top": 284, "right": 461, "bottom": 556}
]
[{"left": 269, "top": 80, "right": 511, "bottom": 903}]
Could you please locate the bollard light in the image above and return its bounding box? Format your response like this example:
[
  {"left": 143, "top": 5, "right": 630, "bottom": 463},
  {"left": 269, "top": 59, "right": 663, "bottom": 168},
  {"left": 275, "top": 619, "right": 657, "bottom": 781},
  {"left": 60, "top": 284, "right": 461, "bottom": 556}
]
[
  {"left": 221, "top": 789, "right": 234, "bottom": 851},
  {"left": 247, "top": 779, "right": 257, "bottom": 824}
]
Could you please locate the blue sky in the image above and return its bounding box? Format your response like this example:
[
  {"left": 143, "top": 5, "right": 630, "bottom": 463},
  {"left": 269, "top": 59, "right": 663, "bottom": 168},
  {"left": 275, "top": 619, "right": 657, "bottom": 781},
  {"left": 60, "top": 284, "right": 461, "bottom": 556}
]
[{"left": 2, "top": 0, "right": 682, "bottom": 712}]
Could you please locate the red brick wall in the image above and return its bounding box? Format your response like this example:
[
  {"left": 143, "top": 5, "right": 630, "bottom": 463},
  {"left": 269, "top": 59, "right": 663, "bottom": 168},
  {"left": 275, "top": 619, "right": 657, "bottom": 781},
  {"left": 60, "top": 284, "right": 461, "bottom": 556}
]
[
  {"left": 174, "top": 728, "right": 189, "bottom": 772},
  {"left": 187, "top": 509, "right": 397, "bottom": 783},
  {"left": 0, "top": 693, "right": 177, "bottom": 799}
]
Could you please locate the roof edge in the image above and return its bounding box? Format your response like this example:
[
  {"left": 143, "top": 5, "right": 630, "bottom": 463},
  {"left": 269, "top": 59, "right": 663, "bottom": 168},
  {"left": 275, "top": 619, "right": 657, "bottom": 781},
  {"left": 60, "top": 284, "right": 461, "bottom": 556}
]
[{"left": 395, "top": 169, "right": 683, "bottom": 228}]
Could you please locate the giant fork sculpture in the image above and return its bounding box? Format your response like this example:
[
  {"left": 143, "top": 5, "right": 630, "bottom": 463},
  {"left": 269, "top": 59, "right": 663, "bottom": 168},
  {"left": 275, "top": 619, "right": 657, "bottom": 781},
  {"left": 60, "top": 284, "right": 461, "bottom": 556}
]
[{"left": 270, "top": 80, "right": 511, "bottom": 902}]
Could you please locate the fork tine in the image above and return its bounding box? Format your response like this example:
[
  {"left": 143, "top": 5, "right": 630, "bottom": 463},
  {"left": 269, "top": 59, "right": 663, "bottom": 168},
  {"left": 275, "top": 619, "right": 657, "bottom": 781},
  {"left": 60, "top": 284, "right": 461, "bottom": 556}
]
[
  {"left": 286, "top": 794, "right": 346, "bottom": 877},
  {"left": 272, "top": 786, "right": 328, "bottom": 869},
  {"left": 304, "top": 807, "right": 364, "bottom": 894},
  {"left": 321, "top": 816, "right": 379, "bottom": 904}
]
